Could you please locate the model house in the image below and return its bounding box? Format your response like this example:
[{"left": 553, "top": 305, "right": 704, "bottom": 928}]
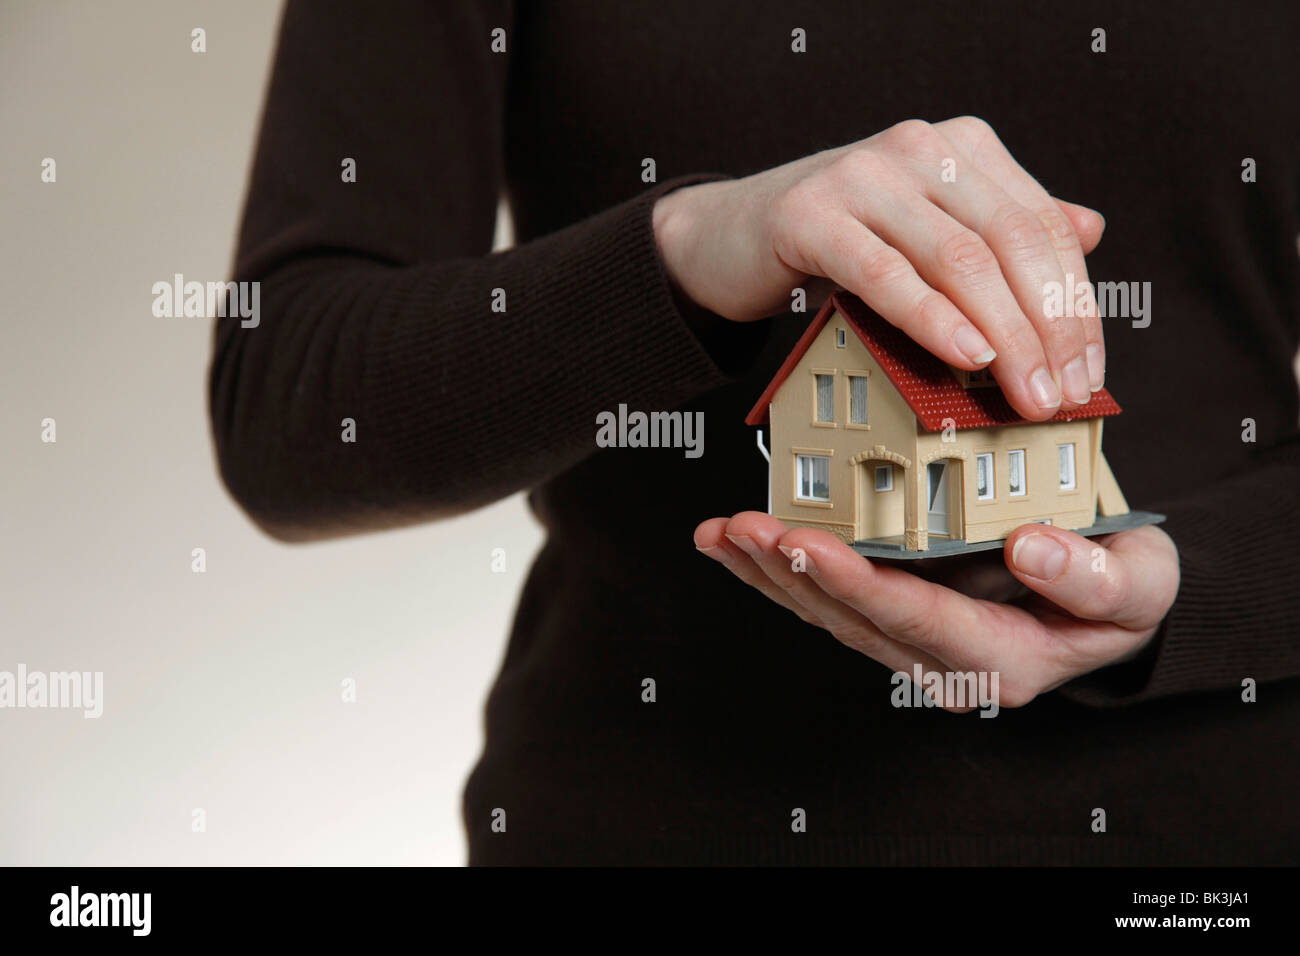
[{"left": 745, "top": 292, "right": 1136, "bottom": 554}]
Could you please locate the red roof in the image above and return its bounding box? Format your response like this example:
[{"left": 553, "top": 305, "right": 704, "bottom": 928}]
[{"left": 744, "top": 292, "right": 1122, "bottom": 431}]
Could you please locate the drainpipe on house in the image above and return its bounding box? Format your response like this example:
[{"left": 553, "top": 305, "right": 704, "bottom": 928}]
[{"left": 755, "top": 429, "right": 772, "bottom": 514}]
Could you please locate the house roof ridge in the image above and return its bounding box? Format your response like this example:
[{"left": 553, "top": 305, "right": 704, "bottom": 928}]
[{"left": 744, "top": 291, "right": 1122, "bottom": 431}]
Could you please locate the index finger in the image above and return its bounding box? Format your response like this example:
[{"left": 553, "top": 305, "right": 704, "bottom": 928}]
[{"left": 938, "top": 117, "right": 1107, "bottom": 393}]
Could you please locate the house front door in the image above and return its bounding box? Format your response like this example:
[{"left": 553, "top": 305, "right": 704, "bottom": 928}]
[{"left": 927, "top": 461, "right": 951, "bottom": 535}]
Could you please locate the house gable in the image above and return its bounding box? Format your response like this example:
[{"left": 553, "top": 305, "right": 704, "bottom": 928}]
[
  {"left": 768, "top": 311, "right": 919, "bottom": 439},
  {"left": 763, "top": 309, "right": 920, "bottom": 545}
]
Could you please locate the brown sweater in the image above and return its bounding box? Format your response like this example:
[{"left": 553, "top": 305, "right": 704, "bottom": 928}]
[{"left": 211, "top": 0, "right": 1300, "bottom": 864}]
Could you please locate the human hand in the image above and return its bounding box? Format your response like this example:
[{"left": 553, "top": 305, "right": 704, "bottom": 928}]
[
  {"left": 693, "top": 512, "right": 1180, "bottom": 711},
  {"left": 653, "top": 117, "right": 1107, "bottom": 420}
]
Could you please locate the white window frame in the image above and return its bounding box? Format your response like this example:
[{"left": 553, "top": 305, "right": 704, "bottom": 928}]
[
  {"left": 1008, "top": 449, "right": 1027, "bottom": 497},
  {"left": 975, "top": 452, "right": 995, "bottom": 501},
  {"left": 874, "top": 464, "right": 893, "bottom": 492},
  {"left": 1058, "top": 443, "right": 1077, "bottom": 491},
  {"left": 835, "top": 328, "right": 846, "bottom": 348},
  {"left": 796, "top": 454, "right": 831, "bottom": 502}
]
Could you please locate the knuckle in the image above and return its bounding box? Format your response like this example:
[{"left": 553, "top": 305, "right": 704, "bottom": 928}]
[
  {"left": 908, "top": 290, "right": 952, "bottom": 331},
  {"left": 1090, "top": 568, "right": 1132, "bottom": 617},
  {"left": 936, "top": 228, "right": 998, "bottom": 280},
  {"left": 1036, "top": 207, "right": 1078, "bottom": 251},
  {"left": 951, "top": 114, "right": 993, "bottom": 136},
  {"left": 1036, "top": 312, "right": 1075, "bottom": 342},
  {"left": 832, "top": 622, "right": 886, "bottom": 657},
  {"left": 777, "top": 573, "right": 807, "bottom": 597},
  {"left": 890, "top": 590, "right": 940, "bottom": 647},
  {"left": 1004, "top": 321, "right": 1042, "bottom": 359},
  {"left": 859, "top": 245, "right": 913, "bottom": 288},
  {"left": 939, "top": 115, "right": 998, "bottom": 156},
  {"left": 893, "top": 612, "right": 934, "bottom": 646},
  {"left": 884, "top": 118, "right": 938, "bottom": 153},
  {"left": 991, "top": 204, "right": 1047, "bottom": 252}
]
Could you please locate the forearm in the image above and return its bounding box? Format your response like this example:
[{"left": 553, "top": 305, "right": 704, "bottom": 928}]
[{"left": 209, "top": 177, "right": 765, "bottom": 540}]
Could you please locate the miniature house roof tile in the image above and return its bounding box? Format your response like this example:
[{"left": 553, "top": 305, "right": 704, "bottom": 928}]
[{"left": 744, "top": 291, "right": 1122, "bottom": 431}]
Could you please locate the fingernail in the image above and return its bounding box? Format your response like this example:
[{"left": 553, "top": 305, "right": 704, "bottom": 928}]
[
  {"left": 1085, "top": 343, "right": 1105, "bottom": 392},
  {"left": 724, "top": 533, "right": 761, "bottom": 558},
  {"left": 696, "top": 545, "right": 732, "bottom": 565},
  {"left": 1011, "top": 533, "right": 1068, "bottom": 580},
  {"left": 1061, "top": 356, "right": 1091, "bottom": 405},
  {"left": 1028, "top": 366, "right": 1061, "bottom": 411},
  {"left": 955, "top": 325, "right": 997, "bottom": 366}
]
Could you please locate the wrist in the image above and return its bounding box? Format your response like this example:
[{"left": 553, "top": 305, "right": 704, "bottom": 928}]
[
  {"left": 651, "top": 186, "right": 700, "bottom": 301},
  {"left": 652, "top": 185, "right": 768, "bottom": 375}
]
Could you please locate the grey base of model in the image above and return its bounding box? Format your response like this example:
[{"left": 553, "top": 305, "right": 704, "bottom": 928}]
[{"left": 851, "top": 511, "right": 1167, "bottom": 561}]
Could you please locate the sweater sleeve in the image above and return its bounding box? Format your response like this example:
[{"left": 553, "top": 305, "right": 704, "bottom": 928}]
[
  {"left": 1059, "top": 434, "right": 1300, "bottom": 706},
  {"left": 208, "top": 0, "right": 756, "bottom": 541}
]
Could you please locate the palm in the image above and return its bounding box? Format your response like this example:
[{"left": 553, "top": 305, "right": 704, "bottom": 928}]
[{"left": 694, "top": 512, "right": 1178, "bottom": 710}]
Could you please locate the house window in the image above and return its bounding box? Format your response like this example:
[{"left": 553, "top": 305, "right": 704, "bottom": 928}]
[
  {"left": 797, "top": 454, "right": 831, "bottom": 501},
  {"left": 848, "top": 375, "right": 868, "bottom": 425},
  {"left": 975, "top": 452, "right": 995, "bottom": 501},
  {"left": 1008, "top": 449, "right": 1027, "bottom": 496},
  {"left": 814, "top": 374, "right": 834, "bottom": 423},
  {"left": 953, "top": 367, "right": 998, "bottom": 389},
  {"left": 1058, "top": 443, "right": 1076, "bottom": 491},
  {"left": 835, "top": 328, "right": 846, "bottom": 348},
  {"left": 874, "top": 464, "right": 893, "bottom": 492}
]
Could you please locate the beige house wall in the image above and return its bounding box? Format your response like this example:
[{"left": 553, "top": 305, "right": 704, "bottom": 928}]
[
  {"left": 918, "top": 418, "right": 1098, "bottom": 545},
  {"left": 768, "top": 309, "right": 917, "bottom": 544}
]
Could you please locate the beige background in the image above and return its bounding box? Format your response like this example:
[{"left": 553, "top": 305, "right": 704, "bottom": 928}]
[{"left": 0, "top": 1, "right": 537, "bottom": 865}]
